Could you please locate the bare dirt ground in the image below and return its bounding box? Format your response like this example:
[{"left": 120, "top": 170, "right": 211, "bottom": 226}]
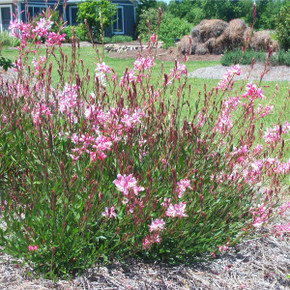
[
  {"left": 106, "top": 45, "right": 222, "bottom": 62},
  {"left": 0, "top": 43, "right": 289, "bottom": 289}
]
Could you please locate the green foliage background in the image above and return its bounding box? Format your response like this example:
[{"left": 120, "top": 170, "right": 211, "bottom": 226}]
[
  {"left": 76, "top": 0, "right": 116, "bottom": 40},
  {"left": 137, "top": 0, "right": 288, "bottom": 48},
  {"left": 275, "top": 4, "right": 290, "bottom": 50},
  {"left": 137, "top": 8, "right": 191, "bottom": 47}
]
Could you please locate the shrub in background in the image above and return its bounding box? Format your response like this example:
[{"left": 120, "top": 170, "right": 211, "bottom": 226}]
[
  {"left": 275, "top": 4, "right": 290, "bottom": 50},
  {"left": 221, "top": 49, "right": 290, "bottom": 67},
  {"left": 0, "top": 11, "right": 289, "bottom": 279},
  {"left": 284, "top": 51, "right": 290, "bottom": 66},
  {"left": 0, "top": 55, "right": 13, "bottom": 71},
  {"left": 221, "top": 49, "right": 266, "bottom": 66},
  {"left": 103, "top": 35, "right": 133, "bottom": 44},
  {"left": 62, "top": 25, "right": 87, "bottom": 42},
  {"left": 137, "top": 8, "right": 191, "bottom": 48},
  {"left": 159, "top": 12, "right": 192, "bottom": 48},
  {"left": 0, "top": 31, "right": 20, "bottom": 47},
  {"left": 77, "top": 0, "right": 116, "bottom": 41}
]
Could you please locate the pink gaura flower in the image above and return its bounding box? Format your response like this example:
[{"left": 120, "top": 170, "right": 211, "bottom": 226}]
[
  {"left": 102, "top": 206, "right": 117, "bottom": 219},
  {"left": 251, "top": 144, "right": 263, "bottom": 156},
  {"left": 134, "top": 56, "right": 154, "bottom": 71},
  {"left": 271, "top": 223, "right": 290, "bottom": 237},
  {"left": 113, "top": 174, "right": 144, "bottom": 196},
  {"left": 217, "top": 64, "right": 241, "bottom": 91},
  {"left": 161, "top": 197, "right": 171, "bottom": 208},
  {"left": 120, "top": 109, "right": 145, "bottom": 129},
  {"left": 32, "top": 17, "right": 53, "bottom": 37},
  {"left": 28, "top": 245, "right": 38, "bottom": 251},
  {"left": 148, "top": 218, "right": 165, "bottom": 232},
  {"left": 279, "top": 202, "right": 290, "bottom": 216},
  {"left": 1, "top": 114, "right": 7, "bottom": 123},
  {"left": 166, "top": 202, "right": 188, "bottom": 218},
  {"left": 255, "top": 104, "right": 273, "bottom": 119},
  {"left": 214, "top": 112, "right": 233, "bottom": 135},
  {"left": 142, "top": 232, "right": 161, "bottom": 250},
  {"left": 250, "top": 204, "right": 269, "bottom": 228},
  {"left": 170, "top": 61, "right": 187, "bottom": 79},
  {"left": 218, "top": 242, "right": 229, "bottom": 253},
  {"left": 263, "top": 121, "right": 290, "bottom": 144},
  {"left": 31, "top": 103, "right": 52, "bottom": 126},
  {"left": 46, "top": 32, "right": 66, "bottom": 46},
  {"left": 242, "top": 82, "right": 265, "bottom": 101},
  {"left": 58, "top": 84, "right": 79, "bottom": 116},
  {"left": 150, "top": 34, "right": 157, "bottom": 43},
  {"left": 229, "top": 64, "right": 241, "bottom": 76},
  {"left": 96, "top": 62, "right": 111, "bottom": 74},
  {"left": 177, "top": 178, "right": 192, "bottom": 198},
  {"left": 197, "top": 112, "right": 206, "bottom": 127}
]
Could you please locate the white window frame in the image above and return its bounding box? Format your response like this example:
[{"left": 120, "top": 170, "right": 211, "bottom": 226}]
[
  {"left": 25, "top": 5, "right": 46, "bottom": 21},
  {"left": 111, "top": 6, "right": 124, "bottom": 35},
  {"left": 69, "top": 6, "right": 78, "bottom": 26},
  {"left": 0, "top": 5, "right": 12, "bottom": 33}
]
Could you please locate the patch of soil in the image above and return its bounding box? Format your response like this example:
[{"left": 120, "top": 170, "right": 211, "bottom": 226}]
[{"left": 106, "top": 44, "right": 222, "bottom": 62}]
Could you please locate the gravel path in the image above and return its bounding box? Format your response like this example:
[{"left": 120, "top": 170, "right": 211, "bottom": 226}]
[{"left": 188, "top": 63, "right": 290, "bottom": 81}]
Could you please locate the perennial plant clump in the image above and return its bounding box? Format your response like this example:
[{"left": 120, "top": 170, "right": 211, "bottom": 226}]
[{"left": 0, "top": 8, "right": 289, "bottom": 279}]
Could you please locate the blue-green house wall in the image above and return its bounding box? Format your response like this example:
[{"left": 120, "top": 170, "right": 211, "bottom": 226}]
[{"left": 0, "top": 0, "right": 138, "bottom": 37}]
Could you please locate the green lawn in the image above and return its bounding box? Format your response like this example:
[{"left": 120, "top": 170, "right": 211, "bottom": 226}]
[{"left": 1, "top": 45, "right": 289, "bottom": 131}]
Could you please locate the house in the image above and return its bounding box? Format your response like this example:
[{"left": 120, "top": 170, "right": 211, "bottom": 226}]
[
  {"left": 0, "top": 0, "right": 21, "bottom": 33},
  {"left": 0, "top": 0, "right": 139, "bottom": 38}
]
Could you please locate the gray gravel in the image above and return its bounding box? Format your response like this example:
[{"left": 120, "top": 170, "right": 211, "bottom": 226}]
[{"left": 188, "top": 63, "right": 290, "bottom": 82}]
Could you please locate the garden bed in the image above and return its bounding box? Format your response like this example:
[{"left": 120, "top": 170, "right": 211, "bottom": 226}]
[
  {"left": 1, "top": 33, "right": 289, "bottom": 289},
  {"left": 1, "top": 55, "right": 289, "bottom": 289}
]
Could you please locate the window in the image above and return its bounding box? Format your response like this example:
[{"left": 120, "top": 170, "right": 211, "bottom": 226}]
[
  {"left": 112, "top": 6, "right": 124, "bottom": 34},
  {"left": 26, "top": 5, "right": 46, "bottom": 21},
  {"left": 0, "top": 6, "right": 12, "bottom": 33},
  {"left": 69, "top": 6, "right": 78, "bottom": 26}
]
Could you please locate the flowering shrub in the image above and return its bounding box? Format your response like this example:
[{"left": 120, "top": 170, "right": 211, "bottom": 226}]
[{"left": 0, "top": 9, "right": 289, "bottom": 279}]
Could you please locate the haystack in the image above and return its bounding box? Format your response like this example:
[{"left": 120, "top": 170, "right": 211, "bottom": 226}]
[{"left": 178, "top": 18, "right": 279, "bottom": 55}]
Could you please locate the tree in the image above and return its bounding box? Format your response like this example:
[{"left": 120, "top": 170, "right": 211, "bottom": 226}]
[
  {"left": 276, "top": 4, "right": 290, "bottom": 50},
  {"left": 136, "top": 0, "right": 158, "bottom": 25},
  {"left": 137, "top": 8, "right": 191, "bottom": 48},
  {"left": 77, "top": 0, "right": 116, "bottom": 40}
]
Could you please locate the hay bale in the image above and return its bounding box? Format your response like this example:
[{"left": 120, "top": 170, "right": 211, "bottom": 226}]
[
  {"left": 243, "top": 27, "right": 252, "bottom": 44},
  {"left": 214, "top": 36, "right": 227, "bottom": 54},
  {"left": 177, "top": 35, "right": 192, "bottom": 54},
  {"left": 191, "top": 19, "right": 228, "bottom": 43},
  {"left": 249, "top": 30, "right": 279, "bottom": 52},
  {"left": 195, "top": 43, "right": 207, "bottom": 55},
  {"left": 184, "top": 18, "right": 279, "bottom": 55},
  {"left": 191, "top": 24, "right": 201, "bottom": 41},
  {"left": 222, "top": 19, "right": 247, "bottom": 49},
  {"left": 204, "top": 38, "right": 216, "bottom": 54}
]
